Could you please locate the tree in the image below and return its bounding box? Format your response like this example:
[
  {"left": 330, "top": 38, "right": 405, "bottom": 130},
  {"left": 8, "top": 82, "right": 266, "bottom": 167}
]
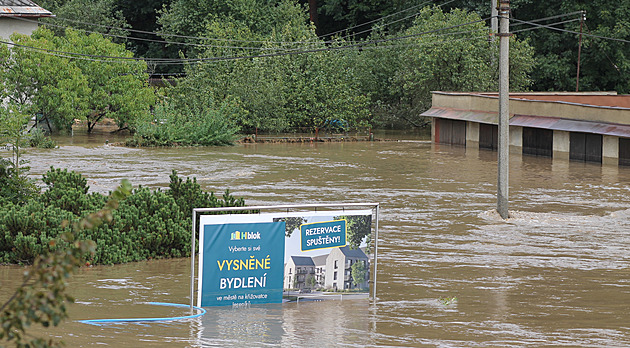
[
  {"left": 275, "top": 217, "right": 307, "bottom": 237},
  {"left": 1, "top": 28, "right": 155, "bottom": 134},
  {"left": 306, "top": 274, "right": 317, "bottom": 289},
  {"left": 38, "top": 0, "right": 130, "bottom": 39},
  {"left": 509, "top": 0, "right": 630, "bottom": 93},
  {"left": 0, "top": 108, "right": 38, "bottom": 205},
  {"left": 334, "top": 214, "right": 372, "bottom": 250},
  {"left": 355, "top": 6, "right": 534, "bottom": 127},
  {"left": 350, "top": 260, "right": 367, "bottom": 288},
  {"left": 56, "top": 29, "right": 156, "bottom": 133},
  {"left": 0, "top": 30, "right": 89, "bottom": 133},
  {"left": 0, "top": 180, "right": 131, "bottom": 347}
]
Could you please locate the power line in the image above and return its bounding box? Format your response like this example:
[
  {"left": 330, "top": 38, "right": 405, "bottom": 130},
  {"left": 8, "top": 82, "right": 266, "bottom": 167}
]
[
  {"left": 512, "top": 18, "right": 581, "bottom": 34},
  {"left": 509, "top": 11, "right": 584, "bottom": 28},
  {"left": 0, "top": 17, "right": 490, "bottom": 66},
  {"left": 510, "top": 17, "right": 630, "bottom": 44},
  {"left": 16, "top": 16, "right": 292, "bottom": 51},
  {"left": 319, "top": 0, "right": 455, "bottom": 40},
  {"left": 6, "top": 16, "right": 591, "bottom": 67},
  {"left": 39, "top": 0, "right": 458, "bottom": 48}
]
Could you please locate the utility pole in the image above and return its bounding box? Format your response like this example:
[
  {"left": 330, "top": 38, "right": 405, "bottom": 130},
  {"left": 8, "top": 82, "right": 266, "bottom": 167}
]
[
  {"left": 576, "top": 10, "right": 586, "bottom": 92},
  {"left": 497, "top": 0, "right": 510, "bottom": 219},
  {"left": 491, "top": 0, "right": 498, "bottom": 37}
]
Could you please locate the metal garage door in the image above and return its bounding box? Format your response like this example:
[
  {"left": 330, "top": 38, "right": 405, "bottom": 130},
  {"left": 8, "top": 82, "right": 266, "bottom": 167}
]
[{"left": 570, "top": 132, "right": 602, "bottom": 163}]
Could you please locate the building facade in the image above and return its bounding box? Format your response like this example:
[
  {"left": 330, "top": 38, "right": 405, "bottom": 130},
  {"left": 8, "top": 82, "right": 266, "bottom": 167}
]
[
  {"left": 421, "top": 92, "right": 630, "bottom": 166},
  {"left": 284, "top": 246, "right": 370, "bottom": 291},
  {"left": 0, "top": 0, "right": 52, "bottom": 40}
]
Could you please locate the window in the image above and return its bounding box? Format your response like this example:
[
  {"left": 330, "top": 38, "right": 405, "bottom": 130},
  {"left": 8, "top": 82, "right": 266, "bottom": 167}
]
[
  {"left": 334, "top": 271, "right": 337, "bottom": 280},
  {"left": 289, "top": 268, "right": 292, "bottom": 274},
  {"left": 334, "top": 260, "right": 338, "bottom": 269}
]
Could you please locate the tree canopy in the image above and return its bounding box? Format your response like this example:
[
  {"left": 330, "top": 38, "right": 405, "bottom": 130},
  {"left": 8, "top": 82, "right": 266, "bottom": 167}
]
[{"left": 0, "top": 28, "right": 155, "bottom": 133}]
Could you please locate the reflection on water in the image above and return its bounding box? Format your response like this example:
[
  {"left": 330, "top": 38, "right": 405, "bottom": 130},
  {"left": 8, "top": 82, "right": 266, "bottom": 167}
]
[{"left": 1, "top": 133, "right": 630, "bottom": 347}]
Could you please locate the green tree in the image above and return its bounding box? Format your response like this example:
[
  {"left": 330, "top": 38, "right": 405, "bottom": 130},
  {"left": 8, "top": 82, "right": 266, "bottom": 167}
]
[
  {"left": 275, "top": 217, "right": 307, "bottom": 237},
  {"left": 0, "top": 180, "right": 131, "bottom": 347},
  {"left": 356, "top": 6, "right": 534, "bottom": 127},
  {"left": 334, "top": 214, "right": 372, "bottom": 250},
  {"left": 38, "top": 0, "right": 130, "bottom": 39},
  {"left": 0, "top": 30, "right": 89, "bottom": 133},
  {"left": 0, "top": 107, "right": 38, "bottom": 205},
  {"left": 350, "top": 260, "right": 367, "bottom": 288},
  {"left": 306, "top": 274, "right": 317, "bottom": 289},
  {"left": 177, "top": 1, "right": 371, "bottom": 133},
  {"left": 509, "top": 0, "right": 630, "bottom": 93},
  {"left": 1, "top": 28, "right": 155, "bottom": 134},
  {"left": 55, "top": 29, "right": 156, "bottom": 133}
]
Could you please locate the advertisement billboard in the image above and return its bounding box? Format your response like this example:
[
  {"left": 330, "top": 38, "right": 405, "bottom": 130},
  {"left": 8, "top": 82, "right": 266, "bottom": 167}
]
[{"left": 195, "top": 207, "right": 377, "bottom": 308}]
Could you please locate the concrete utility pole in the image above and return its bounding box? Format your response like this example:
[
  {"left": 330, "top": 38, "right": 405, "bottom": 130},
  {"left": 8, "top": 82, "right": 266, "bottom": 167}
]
[
  {"left": 491, "top": 0, "right": 498, "bottom": 36},
  {"left": 497, "top": 0, "right": 510, "bottom": 219}
]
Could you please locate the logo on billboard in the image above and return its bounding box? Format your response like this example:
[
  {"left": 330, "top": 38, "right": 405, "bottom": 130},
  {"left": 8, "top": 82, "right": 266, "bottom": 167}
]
[{"left": 231, "top": 230, "right": 261, "bottom": 240}]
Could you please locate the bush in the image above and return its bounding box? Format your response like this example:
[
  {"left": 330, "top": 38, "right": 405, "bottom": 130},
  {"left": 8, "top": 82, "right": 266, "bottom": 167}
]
[
  {"left": 0, "top": 200, "right": 74, "bottom": 264},
  {"left": 28, "top": 128, "right": 57, "bottom": 148},
  {"left": 0, "top": 158, "right": 37, "bottom": 206},
  {"left": 128, "top": 100, "right": 241, "bottom": 147},
  {"left": 41, "top": 167, "right": 106, "bottom": 215},
  {"left": 0, "top": 169, "right": 246, "bottom": 265}
]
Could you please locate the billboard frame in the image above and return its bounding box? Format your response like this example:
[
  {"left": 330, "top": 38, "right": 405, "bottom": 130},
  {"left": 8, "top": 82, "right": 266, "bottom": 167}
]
[{"left": 191, "top": 203, "right": 380, "bottom": 309}]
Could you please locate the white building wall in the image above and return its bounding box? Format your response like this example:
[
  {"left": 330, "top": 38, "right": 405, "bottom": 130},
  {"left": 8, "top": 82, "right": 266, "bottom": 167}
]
[
  {"left": 0, "top": 18, "right": 38, "bottom": 41},
  {"left": 466, "top": 121, "right": 479, "bottom": 147},
  {"left": 509, "top": 126, "right": 522, "bottom": 147},
  {"left": 602, "top": 135, "right": 619, "bottom": 165}
]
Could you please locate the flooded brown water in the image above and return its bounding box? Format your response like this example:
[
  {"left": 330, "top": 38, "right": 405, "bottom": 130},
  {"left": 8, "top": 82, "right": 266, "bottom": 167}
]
[{"left": 2, "top": 130, "right": 630, "bottom": 347}]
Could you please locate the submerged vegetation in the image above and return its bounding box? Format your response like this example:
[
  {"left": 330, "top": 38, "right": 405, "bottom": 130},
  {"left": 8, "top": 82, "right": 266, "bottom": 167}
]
[{"left": 0, "top": 167, "right": 245, "bottom": 265}]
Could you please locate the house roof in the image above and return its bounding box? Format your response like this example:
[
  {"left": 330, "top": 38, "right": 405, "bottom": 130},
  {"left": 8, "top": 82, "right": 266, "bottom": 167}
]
[
  {"left": 0, "top": 0, "right": 52, "bottom": 17},
  {"left": 312, "top": 254, "right": 328, "bottom": 266},
  {"left": 290, "top": 256, "right": 315, "bottom": 266},
  {"left": 338, "top": 246, "right": 368, "bottom": 259}
]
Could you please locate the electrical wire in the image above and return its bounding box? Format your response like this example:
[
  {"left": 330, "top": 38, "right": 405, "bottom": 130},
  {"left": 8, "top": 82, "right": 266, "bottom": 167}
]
[
  {"left": 0, "top": 17, "right": 491, "bottom": 65},
  {"left": 44, "top": 0, "right": 455, "bottom": 45},
  {"left": 512, "top": 18, "right": 581, "bottom": 34},
  {"left": 510, "top": 17, "right": 630, "bottom": 44},
  {"left": 509, "top": 11, "right": 584, "bottom": 28}
]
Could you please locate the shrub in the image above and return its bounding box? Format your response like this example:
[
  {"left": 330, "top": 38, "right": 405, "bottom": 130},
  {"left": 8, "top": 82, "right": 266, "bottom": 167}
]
[
  {"left": 28, "top": 128, "right": 57, "bottom": 148},
  {"left": 0, "top": 169, "right": 246, "bottom": 265}
]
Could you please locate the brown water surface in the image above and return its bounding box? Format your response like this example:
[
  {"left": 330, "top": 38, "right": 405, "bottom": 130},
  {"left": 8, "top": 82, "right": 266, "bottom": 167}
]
[{"left": 1, "top": 131, "right": 630, "bottom": 347}]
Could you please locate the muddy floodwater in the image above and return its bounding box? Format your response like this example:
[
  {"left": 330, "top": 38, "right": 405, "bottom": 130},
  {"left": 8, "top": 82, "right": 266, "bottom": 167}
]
[{"left": 2, "top": 130, "right": 630, "bottom": 347}]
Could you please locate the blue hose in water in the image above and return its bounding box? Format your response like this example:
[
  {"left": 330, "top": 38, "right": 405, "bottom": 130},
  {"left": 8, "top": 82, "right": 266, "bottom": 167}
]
[{"left": 78, "top": 302, "right": 206, "bottom": 326}]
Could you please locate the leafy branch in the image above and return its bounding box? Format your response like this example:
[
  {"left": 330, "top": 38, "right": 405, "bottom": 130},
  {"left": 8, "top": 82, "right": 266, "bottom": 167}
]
[{"left": 0, "top": 180, "right": 132, "bottom": 347}]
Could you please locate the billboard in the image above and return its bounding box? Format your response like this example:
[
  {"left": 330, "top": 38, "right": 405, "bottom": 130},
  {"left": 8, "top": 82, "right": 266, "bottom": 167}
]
[{"left": 196, "top": 208, "right": 375, "bottom": 308}]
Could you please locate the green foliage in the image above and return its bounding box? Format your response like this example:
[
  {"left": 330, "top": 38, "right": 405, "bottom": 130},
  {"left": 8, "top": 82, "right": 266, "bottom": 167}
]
[
  {"left": 0, "top": 169, "right": 245, "bottom": 266},
  {"left": 167, "top": 170, "right": 245, "bottom": 215},
  {"left": 277, "top": 217, "right": 307, "bottom": 237},
  {"left": 305, "top": 274, "right": 317, "bottom": 288},
  {"left": 350, "top": 260, "right": 367, "bottom": 287},
  {"left": 81, "top": 186, "right": 187, "bottom": 264},
  {"left": 173, "top": 0, "right": 372, "bottom": 133},
  {"left": 0, "top": 180, "right": 131, "bottom": 347},
  {"left": 356, "top": 6, "right": 535, "bottom": 127},
  {"left": 38, "top": 0, "right": 130, "bottom": 40},
  {"left": 0, "top": 29, "right": 89, "bottom": 133},
  {"left": 335, "top": 214, "right": 372, "bottom": 250},
  {"left": 0, "top": 27, "right": 155, "bottom": 134},
  {"left": 41, "top": 167, "right": 106, "bottom": 215},
  {"left": 0, "top": 108, "right": 38, "bottom": 206},
  {"left": 28, "top": 128, "right": 57, "bottom": 149},
  {"left": 129, "top": 94, "right": 242, "bottom": 147}
]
